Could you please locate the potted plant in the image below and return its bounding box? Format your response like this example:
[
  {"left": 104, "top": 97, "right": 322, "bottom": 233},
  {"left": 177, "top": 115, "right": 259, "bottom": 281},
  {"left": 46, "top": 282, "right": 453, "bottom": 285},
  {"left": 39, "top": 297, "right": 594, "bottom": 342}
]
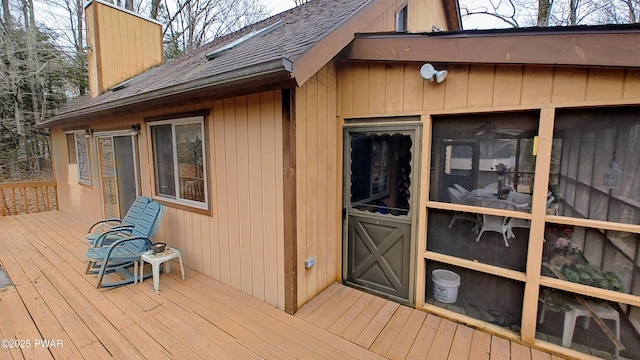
[
  {"left": 495, "top": 163, "right": 510, "bottom": 199},
  {"left": 546, "top": 235, "right": 626, "bottom": 293}
]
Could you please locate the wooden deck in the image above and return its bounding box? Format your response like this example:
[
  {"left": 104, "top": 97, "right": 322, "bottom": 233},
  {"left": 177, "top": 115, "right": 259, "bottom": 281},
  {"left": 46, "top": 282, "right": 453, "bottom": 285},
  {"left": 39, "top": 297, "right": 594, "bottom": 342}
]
[{"left": 0, "top": 212, "right": 568, "bottom": 360}]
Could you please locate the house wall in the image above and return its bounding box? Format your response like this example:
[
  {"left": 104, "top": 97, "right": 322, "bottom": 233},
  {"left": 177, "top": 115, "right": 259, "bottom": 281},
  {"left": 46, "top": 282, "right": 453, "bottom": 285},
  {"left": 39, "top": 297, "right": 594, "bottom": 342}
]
[
  {"left": 52, "top": 90, "right": 286, "bottom": 309},
  {"left": 364, "top": 0, "right": 447, "bottom": 33},
  {"left": 408, "top": 0, "right": 449, "bottom": 31},
  {"left": 295, "top": 61, "right": 342, "bottom": 308},
  {"left": 293, "top": 0, "right": 448, "bottom": 308},
  {"left": 339, "top": 63, "right": 640, "bottom": 115}
]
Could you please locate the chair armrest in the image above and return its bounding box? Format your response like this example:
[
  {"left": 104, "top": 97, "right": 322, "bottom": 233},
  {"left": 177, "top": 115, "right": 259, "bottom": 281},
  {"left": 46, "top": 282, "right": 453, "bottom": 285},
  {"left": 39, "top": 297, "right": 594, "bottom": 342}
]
[
  {"left": 94, "top": 228, "right": 134, "bottom": 247},
  {"left": 87, "top": 218, "right": 123, "bottom": 233},
  {"left": 104, "top": 237, "right": 154, "bottom": 258}
]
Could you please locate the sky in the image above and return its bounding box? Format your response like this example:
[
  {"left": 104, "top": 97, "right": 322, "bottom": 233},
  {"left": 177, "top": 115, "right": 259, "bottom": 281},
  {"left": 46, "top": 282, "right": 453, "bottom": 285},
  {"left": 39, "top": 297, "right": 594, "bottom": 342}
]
[
  {"left": 261, "top": 0, "right": 297, "bottom": 16},
  {"left": 258, "top": 0, "right": 507, "bottom": 29}
]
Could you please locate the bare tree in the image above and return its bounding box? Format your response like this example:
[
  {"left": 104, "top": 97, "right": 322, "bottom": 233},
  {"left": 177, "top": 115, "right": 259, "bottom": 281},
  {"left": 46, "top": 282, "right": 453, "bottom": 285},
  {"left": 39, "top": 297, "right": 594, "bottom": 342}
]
[
  {"left": 0, "top": 2, "right": 72, "bottom": 180},
  {"left": 163, "top": 0, "right": 268, "bottom": 59},
  {"left": 459, "top": 0, "right": 638, "bottom": 28}
]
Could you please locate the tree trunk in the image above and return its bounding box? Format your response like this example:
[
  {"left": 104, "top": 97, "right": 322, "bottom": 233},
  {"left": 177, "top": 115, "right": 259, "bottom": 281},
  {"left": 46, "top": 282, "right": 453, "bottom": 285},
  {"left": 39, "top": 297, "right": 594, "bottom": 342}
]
[
  {"left": 1, "top": 0, "right": 10, "bottom": 27},
  {"left": 150, "top": 0, "right": 161, "bottom": 19},
  {"left": 76, "top": 0, "right": 85, "bottom": 95},
  {"left": 537, "top": 0, "right": 551, "bottom": 26},
  {"left": 125, "top": 0, "right": 133, "bottom": 11},
  {"left": 570, "top": 0, "right": 578, "bottom": 25}
]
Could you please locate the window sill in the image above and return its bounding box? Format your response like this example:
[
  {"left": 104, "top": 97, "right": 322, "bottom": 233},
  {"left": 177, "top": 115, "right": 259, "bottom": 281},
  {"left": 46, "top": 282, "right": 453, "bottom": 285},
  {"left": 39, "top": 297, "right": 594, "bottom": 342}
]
[{"left": 152, "top": 196, "right": 212, "bottom": 216}]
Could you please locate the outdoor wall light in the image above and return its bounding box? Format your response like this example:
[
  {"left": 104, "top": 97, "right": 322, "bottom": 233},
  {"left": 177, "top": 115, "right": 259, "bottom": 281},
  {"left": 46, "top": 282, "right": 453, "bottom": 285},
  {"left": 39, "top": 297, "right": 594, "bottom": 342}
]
[
  {"left": 129, "top": 123, "right": 141, "bottom": 136},
  {"left": 84, "top": 129, "right": 94, "bottom": 138},
  {"left": 420, "top": 63, "right": 448, "bottom": 83}
]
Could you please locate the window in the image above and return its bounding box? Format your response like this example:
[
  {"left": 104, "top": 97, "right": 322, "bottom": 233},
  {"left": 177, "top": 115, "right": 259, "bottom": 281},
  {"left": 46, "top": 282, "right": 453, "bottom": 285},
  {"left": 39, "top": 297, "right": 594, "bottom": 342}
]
[
  {"left": 74, "top": 133, "right": 91, "bottom": 185},
  {"left": 149, "top": 116, "right": 208, "bottom": 209},
  {"left": 66, "top": 133, "right": 77, "bottom": 164},
  {"left": 396, "top": 4, "right": 408, "bottom": 32}
]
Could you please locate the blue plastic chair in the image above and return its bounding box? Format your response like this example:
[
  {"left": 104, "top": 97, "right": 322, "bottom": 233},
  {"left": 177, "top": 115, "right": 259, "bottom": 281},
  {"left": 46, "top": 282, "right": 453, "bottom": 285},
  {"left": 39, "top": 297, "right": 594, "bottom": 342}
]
[
  {"left": 86, "top": 196, "right": 152, "bottom": 246},
  {"left": 85, "top": 201, "right": 163, "bottom": 288}
]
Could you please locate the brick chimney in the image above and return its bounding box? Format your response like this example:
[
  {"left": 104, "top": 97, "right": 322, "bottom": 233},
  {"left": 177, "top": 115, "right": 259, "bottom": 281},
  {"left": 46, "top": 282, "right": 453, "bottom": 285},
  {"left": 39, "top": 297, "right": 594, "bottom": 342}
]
[{"left": 85, "top": 0, "right": 164, "bottom": 98}]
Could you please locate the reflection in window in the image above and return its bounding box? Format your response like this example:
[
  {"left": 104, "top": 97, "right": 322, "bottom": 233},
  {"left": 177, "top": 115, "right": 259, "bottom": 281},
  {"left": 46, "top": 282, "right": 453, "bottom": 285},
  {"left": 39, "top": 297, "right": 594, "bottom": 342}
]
[
  {"left": 75, "top": 133, "right": 91, "bottom": 184},
  {"left": 150, "top": 117, "right": 207, "bottom": 208},
  {"left": 552, "top": 107, "right": 640, "bottom": 225},
  {"left": 349, "top": 133, "right": 412, "bottom": 216}
]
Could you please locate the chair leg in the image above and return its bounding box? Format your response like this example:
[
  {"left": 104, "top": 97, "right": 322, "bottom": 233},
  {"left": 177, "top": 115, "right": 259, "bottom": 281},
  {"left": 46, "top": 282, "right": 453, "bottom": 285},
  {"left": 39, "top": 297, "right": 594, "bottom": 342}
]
[
  {"left": 562, "top": 310, "right": 578, "bottom": 348},
  {"left": 502, "top": 231, "right": 510, "bottom": 247},
  {"left": 85, "top": 261, "right": 95, "bottom": 274}
]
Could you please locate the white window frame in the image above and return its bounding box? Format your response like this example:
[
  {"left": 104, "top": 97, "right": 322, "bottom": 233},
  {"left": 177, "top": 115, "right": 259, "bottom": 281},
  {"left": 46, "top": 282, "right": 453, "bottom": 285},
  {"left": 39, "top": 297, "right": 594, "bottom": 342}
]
[
  {"left": 148, "top": 116, "right": 209, "bottom": 210},
  {"left": 66, "top": 131, "right": 92, "bottom": 185}
]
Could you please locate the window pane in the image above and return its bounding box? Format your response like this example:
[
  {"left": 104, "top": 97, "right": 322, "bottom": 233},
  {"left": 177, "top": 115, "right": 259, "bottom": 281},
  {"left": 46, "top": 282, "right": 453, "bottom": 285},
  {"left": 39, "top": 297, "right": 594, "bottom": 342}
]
[
  {"left": 552, "top": 107, "right": 640, "bottom": 225},
  {"left": 152, "top": 125, "right": 175, "bottom": 198},
  {"left": 427, "top": 209, "right": 528, "bottom": 271},
  {"left": 66, "top": 134, "right": 77, "bottom": 164},
  {"left": 542, "top": 224, "right": 638, "bottom": 297},
  {"left": 430, "top": 112, "right": 540, "bottom": 215},
  {"left": 75, "top": 134, "right": 91, "bottom": 184},
  {"left": 426, "top": 261, "right": 524, "bottom": 333},
  {"left": 175, "top": 123, "right": 205, "bottom": 203},
  {"left": 349, "top": 133, "right": 412, "bottom": 216},
  {"left": 537, "top": 287, "right": 637, "bottom": 359}
]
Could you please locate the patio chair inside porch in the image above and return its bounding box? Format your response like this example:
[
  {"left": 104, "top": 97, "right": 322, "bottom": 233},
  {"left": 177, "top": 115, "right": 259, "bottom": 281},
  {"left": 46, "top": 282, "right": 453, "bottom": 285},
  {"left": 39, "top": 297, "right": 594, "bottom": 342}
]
[{"left": 447, "top": 187, "right": 480, "bottom": 233}]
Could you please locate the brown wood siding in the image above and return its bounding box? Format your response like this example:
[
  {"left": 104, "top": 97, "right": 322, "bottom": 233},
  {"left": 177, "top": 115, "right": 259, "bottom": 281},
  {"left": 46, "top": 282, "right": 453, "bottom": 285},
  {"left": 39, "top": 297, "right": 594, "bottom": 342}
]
[
  {"left": 51, "top": 91, "right": 285, "bottom": 309},
  {"left": 339, "top": 63, "right": 640, "bottom": 116},
  {"left": 408, "top": 0, "right": 449, "bottom": 32},
  {"left": 295, "top": 61, "right": 342, "bottom": 308},
  {"left": 85, "top": 1, "right": 163, "bottom": 97},
  {"left": 364, "top": 0, "right": 450, "bottom": 33}
]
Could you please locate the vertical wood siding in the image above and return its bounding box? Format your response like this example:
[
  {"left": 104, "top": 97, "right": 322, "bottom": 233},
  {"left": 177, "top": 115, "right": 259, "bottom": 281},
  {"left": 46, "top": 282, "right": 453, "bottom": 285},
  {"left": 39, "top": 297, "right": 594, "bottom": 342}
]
[
  {"left": 295, "top": 62, "right": 342, "bottom": 308},
  {"left": 85, "top": 1, "right": 163, "bottom": 97},
  {"left": 339, "top": 63, "right": 640, "bottom": 117},
  {"left": 52, "top": 91, "right": 285, "bottom": 309},
  {"left": 365, "top": 0, "right": 449, "bottom": 33}
]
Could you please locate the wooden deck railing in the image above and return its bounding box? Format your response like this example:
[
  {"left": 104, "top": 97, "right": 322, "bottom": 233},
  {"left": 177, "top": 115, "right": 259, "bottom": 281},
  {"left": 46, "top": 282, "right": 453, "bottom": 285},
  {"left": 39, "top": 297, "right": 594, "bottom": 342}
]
[{"left": 0, "top": 181, "right": 58, "bottom": 216}]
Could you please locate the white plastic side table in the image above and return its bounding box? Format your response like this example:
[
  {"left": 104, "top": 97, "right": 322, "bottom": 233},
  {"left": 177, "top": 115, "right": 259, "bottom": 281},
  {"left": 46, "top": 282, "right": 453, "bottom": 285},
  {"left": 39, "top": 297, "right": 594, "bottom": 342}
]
[{"left": 139, "top": 247, "right": 185, "bottom": 293}]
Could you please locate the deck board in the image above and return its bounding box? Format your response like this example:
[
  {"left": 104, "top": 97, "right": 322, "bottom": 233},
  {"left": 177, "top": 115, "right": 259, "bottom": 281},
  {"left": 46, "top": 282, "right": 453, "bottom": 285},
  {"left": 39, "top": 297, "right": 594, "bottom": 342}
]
[{"left": 0, "top": 212, "right": 571, "bottom": 360}]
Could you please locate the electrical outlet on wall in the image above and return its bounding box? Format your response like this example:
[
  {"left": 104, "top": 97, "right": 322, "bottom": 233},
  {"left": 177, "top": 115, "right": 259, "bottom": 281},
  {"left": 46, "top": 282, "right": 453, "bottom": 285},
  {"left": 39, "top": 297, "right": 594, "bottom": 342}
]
[{"left": 304, "top": 258, "right": 316, "bottom": 269}]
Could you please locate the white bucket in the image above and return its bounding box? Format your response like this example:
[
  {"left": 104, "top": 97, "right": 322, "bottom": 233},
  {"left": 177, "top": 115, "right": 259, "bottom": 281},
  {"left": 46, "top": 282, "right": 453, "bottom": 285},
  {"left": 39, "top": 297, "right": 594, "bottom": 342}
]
[{"left": 432, "top": 269, "right": 461, "bottom": 304}]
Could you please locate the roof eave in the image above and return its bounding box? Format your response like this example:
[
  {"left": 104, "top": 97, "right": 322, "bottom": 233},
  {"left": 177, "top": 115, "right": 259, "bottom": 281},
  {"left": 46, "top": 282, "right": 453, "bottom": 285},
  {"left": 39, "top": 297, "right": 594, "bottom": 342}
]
[
  {"left": 343, "top": 29, "right": 640, "bottom": 68},
  {"left": 39, "top": 58, "right": 294, "bottom": 128}
]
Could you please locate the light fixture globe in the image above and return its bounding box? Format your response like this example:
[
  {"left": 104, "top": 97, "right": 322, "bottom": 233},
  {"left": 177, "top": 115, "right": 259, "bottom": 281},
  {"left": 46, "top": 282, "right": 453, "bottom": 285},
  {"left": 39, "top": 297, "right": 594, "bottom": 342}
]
[
  {"left": 420, "top": 63, "right": 448, "bottom": 83},
  {"left": 435, "top": 69, "right": 448, "bottom": 83},
  {"left": 420, "top": 63, "right": 436, "bottom": 82}
]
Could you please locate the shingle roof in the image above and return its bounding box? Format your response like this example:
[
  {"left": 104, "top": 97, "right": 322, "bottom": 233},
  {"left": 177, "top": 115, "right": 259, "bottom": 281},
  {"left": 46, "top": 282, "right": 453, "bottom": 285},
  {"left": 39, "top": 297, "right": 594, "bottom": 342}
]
[{"left": 42, "top": 0, "right": 376, "bottom": 126}]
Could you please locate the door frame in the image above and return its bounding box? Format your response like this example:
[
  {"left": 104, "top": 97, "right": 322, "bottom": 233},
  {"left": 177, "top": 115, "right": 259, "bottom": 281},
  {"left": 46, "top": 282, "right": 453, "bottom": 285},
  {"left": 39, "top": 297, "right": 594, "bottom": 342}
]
[
  {"left": 342, "top": 122, "right": 422, "bottom": 305},
  {"left": 94, "top": 130, "right": 141, "bottom": 219}
]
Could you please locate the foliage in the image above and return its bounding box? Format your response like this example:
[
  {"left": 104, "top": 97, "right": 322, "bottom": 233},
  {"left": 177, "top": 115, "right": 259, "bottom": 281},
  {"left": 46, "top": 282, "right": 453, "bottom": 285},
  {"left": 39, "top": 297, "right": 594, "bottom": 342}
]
[
  {"left": 561, "top": 263, "right": 627, "bottom": 292},
  {"left": 0, "top": 7, "right": 79, "bottom": 181}
]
